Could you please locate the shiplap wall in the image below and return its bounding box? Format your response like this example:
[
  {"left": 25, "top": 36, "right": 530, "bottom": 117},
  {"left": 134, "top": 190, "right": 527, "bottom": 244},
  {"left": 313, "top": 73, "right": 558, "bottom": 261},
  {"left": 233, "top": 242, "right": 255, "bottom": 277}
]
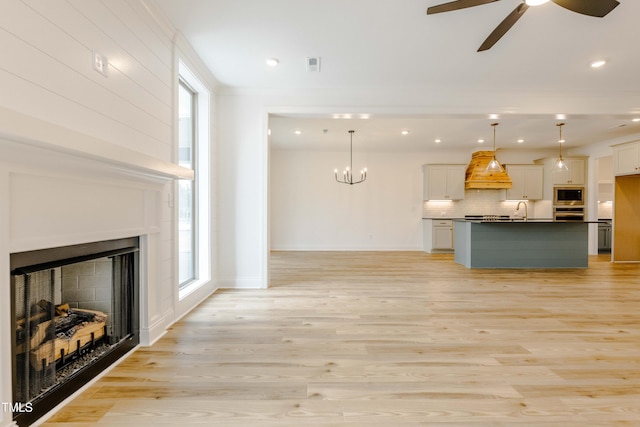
[
  {"left": 0, "top": 0, "right": 173, "bottom": 160},
  {"left": 0, "top": 0, "right": 179, "bottom": 336}
]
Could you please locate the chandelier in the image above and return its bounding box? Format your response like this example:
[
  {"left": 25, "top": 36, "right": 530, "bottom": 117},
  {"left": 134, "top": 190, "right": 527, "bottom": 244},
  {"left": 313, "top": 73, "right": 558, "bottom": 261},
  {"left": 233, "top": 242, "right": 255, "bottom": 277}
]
[{"left": 334, "top": 130, "right": 367, "bottom": 185}]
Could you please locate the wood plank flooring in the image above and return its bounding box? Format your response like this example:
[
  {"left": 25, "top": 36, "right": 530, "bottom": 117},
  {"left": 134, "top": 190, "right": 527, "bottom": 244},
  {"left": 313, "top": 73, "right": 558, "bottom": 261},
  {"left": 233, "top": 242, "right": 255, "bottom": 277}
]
[{"left": 42, "top": 252, "right": 640, "bottom": 426}]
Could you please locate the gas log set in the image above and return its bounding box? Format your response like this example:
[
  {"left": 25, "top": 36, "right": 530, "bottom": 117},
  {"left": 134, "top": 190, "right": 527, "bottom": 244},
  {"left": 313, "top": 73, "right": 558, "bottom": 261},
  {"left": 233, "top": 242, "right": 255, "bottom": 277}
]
[{"left": 16, "top": 300, "right": 108, "bottom": 375}]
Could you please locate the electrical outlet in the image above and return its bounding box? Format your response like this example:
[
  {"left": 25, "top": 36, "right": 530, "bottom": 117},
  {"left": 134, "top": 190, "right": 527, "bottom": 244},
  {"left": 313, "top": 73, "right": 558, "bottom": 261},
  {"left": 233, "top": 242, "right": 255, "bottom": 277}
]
[{"left": 92, "top": 50, "right": 108, "bottom": 77}]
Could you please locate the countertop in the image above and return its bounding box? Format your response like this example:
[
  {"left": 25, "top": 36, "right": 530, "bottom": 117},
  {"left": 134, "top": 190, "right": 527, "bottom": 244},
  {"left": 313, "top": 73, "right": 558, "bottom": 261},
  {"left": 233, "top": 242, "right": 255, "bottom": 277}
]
[
  {"left": 423, "top": 217, "right": 610, "bottom": 224},
  {"left": 454, "top": 219, "right": 610, "bottom": 224}
]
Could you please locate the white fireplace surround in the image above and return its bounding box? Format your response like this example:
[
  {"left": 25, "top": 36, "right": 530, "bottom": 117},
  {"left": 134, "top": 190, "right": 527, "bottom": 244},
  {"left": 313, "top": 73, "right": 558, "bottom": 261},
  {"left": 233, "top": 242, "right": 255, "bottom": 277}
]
[{"left": 0, "top": 112, "right": 215, "bottom": 426}]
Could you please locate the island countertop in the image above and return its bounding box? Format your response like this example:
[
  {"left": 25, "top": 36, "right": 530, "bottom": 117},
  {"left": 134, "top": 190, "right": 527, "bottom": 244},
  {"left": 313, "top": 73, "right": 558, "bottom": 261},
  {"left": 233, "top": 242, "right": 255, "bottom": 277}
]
[
  {"left": 454, "top": 220, "right": 589, "bottom": 268},
  {"left": 422, "top": 217, "right": 610, "bottom": 224},
  {"left": 452, "top": 218, "right": 609, "bottom": 224}
]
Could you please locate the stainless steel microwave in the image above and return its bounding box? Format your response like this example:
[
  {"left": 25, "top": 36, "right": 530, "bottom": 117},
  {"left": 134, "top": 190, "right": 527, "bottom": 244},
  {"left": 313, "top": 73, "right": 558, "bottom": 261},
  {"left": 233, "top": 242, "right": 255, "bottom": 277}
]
[{"left": 554, "top": 187, "right": 584, "bottom": 206}]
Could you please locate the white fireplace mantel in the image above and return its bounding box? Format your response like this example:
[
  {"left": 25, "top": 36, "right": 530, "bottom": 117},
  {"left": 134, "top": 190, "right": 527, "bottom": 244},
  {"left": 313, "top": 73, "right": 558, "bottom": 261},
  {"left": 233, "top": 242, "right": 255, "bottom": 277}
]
[{"left": 0, "top": 107, "right": 192, "bottom": 181}]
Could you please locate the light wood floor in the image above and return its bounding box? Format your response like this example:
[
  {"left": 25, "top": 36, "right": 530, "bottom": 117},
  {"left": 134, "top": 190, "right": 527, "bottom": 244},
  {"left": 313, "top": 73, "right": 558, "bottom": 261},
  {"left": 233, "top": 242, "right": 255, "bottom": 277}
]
[{"left": 43, "top": 252, "right": 640, "bottom": 426}]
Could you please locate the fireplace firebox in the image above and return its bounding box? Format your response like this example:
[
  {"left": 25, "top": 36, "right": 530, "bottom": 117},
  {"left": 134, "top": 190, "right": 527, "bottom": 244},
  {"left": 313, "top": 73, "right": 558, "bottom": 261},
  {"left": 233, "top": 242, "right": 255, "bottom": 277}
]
[{"left": 10, "top": 237, "right": 140, "bottom": 427}]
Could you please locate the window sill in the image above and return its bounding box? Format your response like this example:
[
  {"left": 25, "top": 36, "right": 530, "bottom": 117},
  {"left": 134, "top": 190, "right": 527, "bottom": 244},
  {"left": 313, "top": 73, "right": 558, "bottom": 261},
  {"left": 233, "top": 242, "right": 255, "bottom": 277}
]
[{"left": 178, "top": 277, "right": 211, "bottom": 301}]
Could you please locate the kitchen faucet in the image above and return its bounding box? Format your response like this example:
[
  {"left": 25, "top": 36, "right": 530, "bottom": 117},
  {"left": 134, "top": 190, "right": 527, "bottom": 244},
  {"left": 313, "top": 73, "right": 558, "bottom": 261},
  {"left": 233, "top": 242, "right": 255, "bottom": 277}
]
[{"left": 516, "top": 201, "right": 528, "bottom": 221}]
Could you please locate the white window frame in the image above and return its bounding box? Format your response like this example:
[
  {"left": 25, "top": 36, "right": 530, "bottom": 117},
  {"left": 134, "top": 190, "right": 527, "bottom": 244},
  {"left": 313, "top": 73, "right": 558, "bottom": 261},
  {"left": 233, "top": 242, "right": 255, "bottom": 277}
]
[
  {"left": 177, "top": 60, "right": 211, "bottom": 300},
  {"left": 178, "top": 80, "right": 197, "bottom": 287}
]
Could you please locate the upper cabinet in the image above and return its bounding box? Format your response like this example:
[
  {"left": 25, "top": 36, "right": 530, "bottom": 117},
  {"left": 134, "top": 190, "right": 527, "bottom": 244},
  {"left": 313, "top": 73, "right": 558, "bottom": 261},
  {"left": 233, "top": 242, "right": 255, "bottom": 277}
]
[
  {"left": 423, "top": 164, "right": 465, "bottom": 200},
  {"left": 613, "top": 141, "right": 640, "bottom": 176},
  {"left": 505, "top": 165, "right": 543, "bottom": 200},
  {"left": 551, "top": 158, "right": 585, "bottom": 185},
  {"left": 536, "top": 157, "right": 585, "bottom": 186}
]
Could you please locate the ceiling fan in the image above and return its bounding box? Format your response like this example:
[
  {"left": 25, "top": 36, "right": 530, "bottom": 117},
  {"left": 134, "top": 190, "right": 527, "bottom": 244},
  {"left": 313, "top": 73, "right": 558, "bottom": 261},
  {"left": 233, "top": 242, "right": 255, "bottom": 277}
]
[{"left": 427, "top": 0, "right": 620, "bottom": 52}]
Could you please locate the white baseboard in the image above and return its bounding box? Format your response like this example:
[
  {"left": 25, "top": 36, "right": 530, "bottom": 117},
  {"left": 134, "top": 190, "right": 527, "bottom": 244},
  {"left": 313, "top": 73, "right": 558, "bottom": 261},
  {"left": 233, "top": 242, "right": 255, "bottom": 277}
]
[{"left": 218, "top": 276, "right": 265, "bottom": 289}]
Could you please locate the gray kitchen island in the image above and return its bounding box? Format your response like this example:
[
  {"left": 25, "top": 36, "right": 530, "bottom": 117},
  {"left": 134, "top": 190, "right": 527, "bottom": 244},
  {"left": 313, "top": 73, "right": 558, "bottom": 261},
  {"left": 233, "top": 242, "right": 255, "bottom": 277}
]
[{"left": 454, "top": 220, "right": 589, "bottom": 268}]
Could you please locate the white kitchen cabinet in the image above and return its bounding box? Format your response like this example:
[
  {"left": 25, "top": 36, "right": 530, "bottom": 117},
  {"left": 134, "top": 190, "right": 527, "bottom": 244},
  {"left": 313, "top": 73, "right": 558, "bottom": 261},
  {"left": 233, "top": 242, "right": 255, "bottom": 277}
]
[
  {"left": 613, "top": 141, "right": 640, "bottom": 176},
  {"left": 505, "top": 165, "right": 543, "bottom": 200},
  {"left": 423, "top": 219, "right": 454, "bottom": 252},
  {"left": 551, "top": 158, "right": 585, "bottom": 185},
  {"left": 423, "top": 165, "right": 465, "bottom": 200}
]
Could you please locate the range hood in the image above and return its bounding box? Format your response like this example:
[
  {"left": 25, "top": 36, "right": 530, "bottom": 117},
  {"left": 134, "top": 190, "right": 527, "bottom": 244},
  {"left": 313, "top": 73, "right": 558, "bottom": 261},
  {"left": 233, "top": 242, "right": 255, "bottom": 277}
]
[{"left": 465, "top": 151, "right": 512, "bottom": 189}]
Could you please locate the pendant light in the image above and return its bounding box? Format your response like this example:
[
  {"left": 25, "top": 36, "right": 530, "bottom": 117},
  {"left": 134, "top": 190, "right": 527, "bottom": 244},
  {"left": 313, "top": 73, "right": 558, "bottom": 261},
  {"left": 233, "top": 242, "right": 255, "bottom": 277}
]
[
  {"left": 485, "top": 122, "right": 504, "bottom": 172},
  {"left": 554, "top": 123, "right": 569, "bottom": 171},
  {"left": 334, "top": 130, "right": 367, "bottom": 185}
]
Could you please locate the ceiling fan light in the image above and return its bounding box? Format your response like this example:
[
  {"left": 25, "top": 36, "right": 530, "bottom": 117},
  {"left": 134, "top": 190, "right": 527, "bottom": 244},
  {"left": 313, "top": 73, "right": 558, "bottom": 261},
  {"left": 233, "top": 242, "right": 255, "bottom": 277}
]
[{"left": 525, "top": 0, "right": 550, "bottom": 5}]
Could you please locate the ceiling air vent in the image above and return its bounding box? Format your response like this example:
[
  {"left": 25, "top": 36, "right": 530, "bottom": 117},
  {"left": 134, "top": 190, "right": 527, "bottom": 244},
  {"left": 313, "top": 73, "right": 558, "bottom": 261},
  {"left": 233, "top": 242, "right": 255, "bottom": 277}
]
[{"left": 306, "top": 57, "right": 321, "bottom": 72}]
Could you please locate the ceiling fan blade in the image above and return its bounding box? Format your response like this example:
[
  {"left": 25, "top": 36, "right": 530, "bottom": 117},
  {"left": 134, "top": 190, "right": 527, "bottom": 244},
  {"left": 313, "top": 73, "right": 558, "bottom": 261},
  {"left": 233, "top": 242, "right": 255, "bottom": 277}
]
[
  {"left": 427, "top": 0, "right": 499, "bottom": 15},
  {"left": 477, "top": 2, "right": 529, "bottom": 52},
  {"left": 551, "top": 0, "right": 620, "bottom": 17}
]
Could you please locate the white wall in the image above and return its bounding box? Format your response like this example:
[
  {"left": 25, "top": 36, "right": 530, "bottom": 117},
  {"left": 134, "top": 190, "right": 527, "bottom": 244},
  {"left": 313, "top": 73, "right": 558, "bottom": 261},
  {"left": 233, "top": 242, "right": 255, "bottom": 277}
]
[
  {"left": 0, "top": 2, "right": 217, "bottom": 425},
  {"left": 271, "top": 150, "right": 424, "bottom": 250},
  {"left": 217, "top": 95, "right": 268, "bottom": 288}
]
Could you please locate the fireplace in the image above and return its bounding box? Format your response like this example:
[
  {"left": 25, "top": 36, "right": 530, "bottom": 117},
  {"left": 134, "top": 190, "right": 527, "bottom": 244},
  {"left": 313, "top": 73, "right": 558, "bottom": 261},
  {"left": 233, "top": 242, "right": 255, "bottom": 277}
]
[{"left": 10, "top": 237, "right": 140, "bottom": 427}]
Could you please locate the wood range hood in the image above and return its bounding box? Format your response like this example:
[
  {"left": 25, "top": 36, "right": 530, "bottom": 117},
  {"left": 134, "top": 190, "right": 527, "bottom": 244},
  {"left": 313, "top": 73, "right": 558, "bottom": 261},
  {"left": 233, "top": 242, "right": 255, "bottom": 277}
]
[{"left": 465, "top": 150, "right": 512, "bottom": 189}]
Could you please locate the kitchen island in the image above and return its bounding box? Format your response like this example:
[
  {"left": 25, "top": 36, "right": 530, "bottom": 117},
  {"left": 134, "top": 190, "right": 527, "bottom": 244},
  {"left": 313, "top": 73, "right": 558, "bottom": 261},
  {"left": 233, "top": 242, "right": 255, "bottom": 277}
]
[{"left": 454, "top": 219, "right": 588, "bottom": 268}]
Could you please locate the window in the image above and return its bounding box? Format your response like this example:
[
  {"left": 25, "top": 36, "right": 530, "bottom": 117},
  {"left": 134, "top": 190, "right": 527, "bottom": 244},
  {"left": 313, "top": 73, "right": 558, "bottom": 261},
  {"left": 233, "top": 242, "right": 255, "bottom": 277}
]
[
  {"left": 178, "top": 81, "right": 196, "bottom": 287},
  {"left": 177, "top": 61, "right": 211, "bottom": 298}
]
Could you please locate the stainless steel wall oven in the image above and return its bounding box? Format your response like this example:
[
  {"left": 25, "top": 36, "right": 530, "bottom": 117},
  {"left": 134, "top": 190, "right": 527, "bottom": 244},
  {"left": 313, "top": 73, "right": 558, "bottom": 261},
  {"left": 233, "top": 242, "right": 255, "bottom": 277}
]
[{"left": 553, "top": 207, "right": 585, "bottom": 221}]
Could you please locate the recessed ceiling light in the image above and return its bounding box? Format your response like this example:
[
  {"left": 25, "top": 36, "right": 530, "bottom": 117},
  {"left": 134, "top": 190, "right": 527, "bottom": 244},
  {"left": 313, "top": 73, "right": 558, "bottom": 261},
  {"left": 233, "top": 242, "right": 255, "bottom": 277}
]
[
  {"left": 434, "top": 139, "right": 441, "bottom": 143},
  {"left": 401, "top": 130, "right": 409, "bottom": 135},
  {"left": 632, "top": 118, "right": 640, "bottom": 122},
  {"left": 266, "top": 58, "right": 279, "bottom": 67},
  {"left": 517, "top": 139, "right": 524, "bottom": 144},
  {"left": 294, "top": 130, "right": 302, "bottom": 135},
  {"left": 478, "top": 139, "right": 485, "bottom": 143},
  {"left": 488, "top": 114, "right": 499, "bottom": 120},
  {"left": 590, "top": 59, "right": 606, "bottom": 68}
]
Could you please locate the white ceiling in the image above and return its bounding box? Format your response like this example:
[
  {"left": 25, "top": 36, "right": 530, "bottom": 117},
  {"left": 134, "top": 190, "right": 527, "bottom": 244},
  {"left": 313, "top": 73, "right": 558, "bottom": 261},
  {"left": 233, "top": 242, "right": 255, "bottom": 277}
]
[
  {"left": 152, "top": 0, "right": 640, "bottom": 151},
  {"left": 268, "top": 114, "right": 639, "bottom": 152}
]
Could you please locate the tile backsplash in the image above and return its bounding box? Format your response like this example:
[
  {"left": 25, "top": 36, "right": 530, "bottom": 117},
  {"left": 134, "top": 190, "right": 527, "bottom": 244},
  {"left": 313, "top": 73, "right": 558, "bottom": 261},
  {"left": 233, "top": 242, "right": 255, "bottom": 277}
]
[
  {"left": 597, "top": 201, "right": 612, "bottom": 219},
  {"left": 423, "top": 189, "right": 541, "bottom": 219}
]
